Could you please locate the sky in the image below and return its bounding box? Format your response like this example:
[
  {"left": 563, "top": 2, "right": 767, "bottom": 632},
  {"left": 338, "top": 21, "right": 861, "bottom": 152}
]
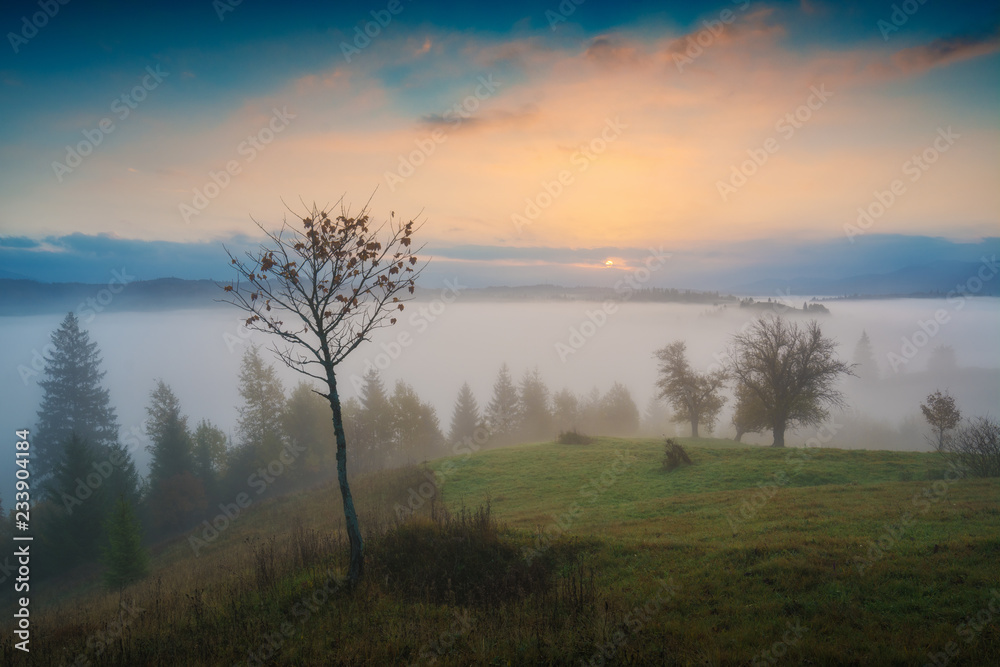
[{"left": 0, "top": 0, "right": 998, "bottom": 286}]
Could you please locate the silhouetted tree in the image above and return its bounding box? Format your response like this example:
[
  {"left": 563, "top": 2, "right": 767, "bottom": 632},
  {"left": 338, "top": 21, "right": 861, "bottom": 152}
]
[
  {"left": 43, "top": 433, "right": 107, "bottom": 564},
  {"left": 192, "top": 419, "right": 228, "bottom": 501},
  {"left": 552, "top": 389, "right": 580, "bottom": 433},
  {"left": 654, "top": 341, "right": 727, "bottom": 438},
  {"left": 518, "top": 367, "right": 552, "bottom": 442},
  {"left": 641, "top": 395, "right": 673, "bottom": 437},
  {"left": 102, "top": 497, "right": 150, "bottom": 590},
  {"left": 600, "top": 382, "right": 640, "bottom": 436},
  {"left": 284, "top": 382, "right": 336, "bottom": 481},
  {"left": 35, "top": 313, "right": 121, "bottom": 483},
  {"left": 355, "top": 368, "right": 393, "bottom": 471},
  {"left": 448, "top": 382, "right": 481, "bottom": 445},
  {"left": 728, "top": 316, "right": 853, "bottom": 447},
  {"left": 927, "top": 345, "right": 958, "bottom": 374},
  {"left": 852, "top": 330, "right": 879, "bottom": 382},
  {"left": 390, "top": 380, "right": 444, "bottom": 463},
  {"left": 920, "top": 389, "right": 961, "bottom": 452},
  {"left": 223, "top": 199, "right": 421, "bottom": 586},
  {"left": 145, "top": 380, "right": 194, "bottom": 488},
  {"left": 235, "top": 346, "right": 288, "bottom": 471},
  {"left": 145, "top": 381, "right": 205, "bottom": 532},
  {"left": 486, "top": 363, "right": 521, "bottom": 445}
]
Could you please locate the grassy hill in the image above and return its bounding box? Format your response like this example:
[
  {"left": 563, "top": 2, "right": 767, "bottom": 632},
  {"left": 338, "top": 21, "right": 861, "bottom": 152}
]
[{"left": 9, "top": 438, "right": 999, "bottom": 665}]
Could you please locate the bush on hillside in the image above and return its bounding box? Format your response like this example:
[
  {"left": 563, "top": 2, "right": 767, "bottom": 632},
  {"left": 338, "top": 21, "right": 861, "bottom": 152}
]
[
  {"left": 662, "top": 438, "right": 692, "bottom": 471},
  {"left": 557, "top": 430, "right": 593, "bottom": 445}
]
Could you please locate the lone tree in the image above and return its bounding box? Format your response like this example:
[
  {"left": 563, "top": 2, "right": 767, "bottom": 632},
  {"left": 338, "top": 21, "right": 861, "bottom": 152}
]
[
  {"left": 224, "top": 199, "right": 421, "bottom": 586},
  {"left": 727, "top": 316, "right": 853, "bottom": 447},
  {"left": 654, "top": 341, "right": 727, "bottom": 438},
  {"left": 920, "top": 389, "right": 961, "bottom": 452},
  {"left": 35, "top": 313, "right": 122, "bottom": 481}
]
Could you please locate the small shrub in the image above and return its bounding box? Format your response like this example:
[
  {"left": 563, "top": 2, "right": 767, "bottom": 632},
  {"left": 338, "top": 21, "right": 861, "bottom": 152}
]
[
  {"left": 370, "top": 500, "right": 555, "bottom": 607},
  {"left": 945, "top": 417, "right": 1000, "bottom": 478},
  {"left": 662, "top": 438, "right": 692, "bottom": 471},
  {"left": 558, "top": 430, "right": 593, "bottom": 445}
]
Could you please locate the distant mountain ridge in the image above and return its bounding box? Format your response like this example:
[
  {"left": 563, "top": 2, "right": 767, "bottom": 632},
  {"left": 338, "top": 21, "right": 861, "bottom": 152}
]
[
  {"left": 728, "top": 259, "right": 999, "bottom": 297},
  {"left": 1, "top": 258, "right": 996, "bottom": 316}
]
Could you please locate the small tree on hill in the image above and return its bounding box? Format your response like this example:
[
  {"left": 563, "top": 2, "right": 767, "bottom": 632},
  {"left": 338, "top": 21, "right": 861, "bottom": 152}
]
[
  {"left": 223, "top": 199, "right": 422, "bottom": 586},
  {"left": 728, "top": 316, "right": 853, "bottom": 447},
  {"left": 920, "top": 390, "right": 961, "bottom": 452},
  {"left": 654, "top": 341, "right": 727, "bottom": 438},
  {"left": 102, "top": 497, "right": 150, "bottom": 590}
]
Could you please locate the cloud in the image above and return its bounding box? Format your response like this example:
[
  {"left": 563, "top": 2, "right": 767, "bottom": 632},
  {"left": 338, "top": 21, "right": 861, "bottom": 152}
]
[{"left": 892, "top": 31, "right": 1000, "bottom": 74}]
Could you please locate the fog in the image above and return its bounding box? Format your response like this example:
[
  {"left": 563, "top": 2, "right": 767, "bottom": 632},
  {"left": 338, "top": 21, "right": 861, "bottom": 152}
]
[{"left": 2, "top": 295, "right": 998, "bottom": 487}]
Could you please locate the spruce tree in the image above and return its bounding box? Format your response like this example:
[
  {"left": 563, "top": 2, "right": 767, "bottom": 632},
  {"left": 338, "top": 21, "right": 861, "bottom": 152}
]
[
  {"left": 518, "top": 367, "right": 552, "bottom": 442},
  {"left": 192, "top": 419, "right": 228, "bottom": 501},
  {"left": 35, "top": 313, "right": 120, "bottom": 479},
  {"left": 145, "top": 380, "right": 194, "bottom": 488},
  {"left": 235, "top": 346, "right": 287, "bottom": 469},
  {"left": 389, "top": 381, "right": 444, "bottom": 463},
  {"left": 852, "top": 330, "right": 879, "bottom": 381},
  {"left": 448, "top": 382, "right": 481, "bottom": 445},
  {"left": 44, "top": 433, "right": 107, "bottom": 564},
  {"left": 355, "top": 368, "right": 393, "bottom": 471},
  {"left": 102, "top": 497, "right": 150, "bottom": 590},
  {"left": 486, "top": 363, "right": 521, "bottom": 445}
]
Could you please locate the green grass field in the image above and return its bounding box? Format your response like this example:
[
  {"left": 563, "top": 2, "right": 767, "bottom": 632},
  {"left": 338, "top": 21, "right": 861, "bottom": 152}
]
[{"left": 10, "top": 437, "right": 1000, "bottom": 665}]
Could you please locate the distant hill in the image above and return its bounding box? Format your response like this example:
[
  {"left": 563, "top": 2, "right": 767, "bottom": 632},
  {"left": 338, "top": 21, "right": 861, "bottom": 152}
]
[
  {"left": 730, "top": 259, "right": 999, "bottom": 297},
  {"left": 0, "top": 279, "right": 737, "bottom": 316},
  {"left": 0, "top": 277, "right": 224, "bottom": 316}
]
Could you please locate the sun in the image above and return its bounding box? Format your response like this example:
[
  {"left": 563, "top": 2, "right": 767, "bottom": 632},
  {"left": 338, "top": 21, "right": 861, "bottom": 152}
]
[{"left": 604, "top": 259, "right": 614, "bottom": 267}]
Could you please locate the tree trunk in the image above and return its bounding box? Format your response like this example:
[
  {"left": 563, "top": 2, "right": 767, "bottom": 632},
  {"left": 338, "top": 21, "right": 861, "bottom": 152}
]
[
  {"left": 325, "top": 370, "right": 364, "bottom": 586},
  {"left": 734, "top": 426, "right": 744, "bottom": 443},
  {"left": 771, "top": 422, "right": 786, "bottom": 448},
  {"left": 690, "top": 417, "right": 699, "bottom": 439}
]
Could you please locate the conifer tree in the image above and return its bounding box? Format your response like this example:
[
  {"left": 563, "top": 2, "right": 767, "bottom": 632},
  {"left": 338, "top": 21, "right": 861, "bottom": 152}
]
[
  {"left": 35, "top": 313, "right": 121, "bottom": 480},
  {"left": 486, "top": 363, "right": 521, "bottom": 445},
  {"left": 448, "top": 382, "right": 481, "bottom": 445},
  {"left": 518, "top": 367, "right": 552, "bottom": 442},
  {"left": 145, "top": 380, "right": 194, "bottom": 487},
  {"left": 102, "top": 497, "right": 150, "bottom": 590}
]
